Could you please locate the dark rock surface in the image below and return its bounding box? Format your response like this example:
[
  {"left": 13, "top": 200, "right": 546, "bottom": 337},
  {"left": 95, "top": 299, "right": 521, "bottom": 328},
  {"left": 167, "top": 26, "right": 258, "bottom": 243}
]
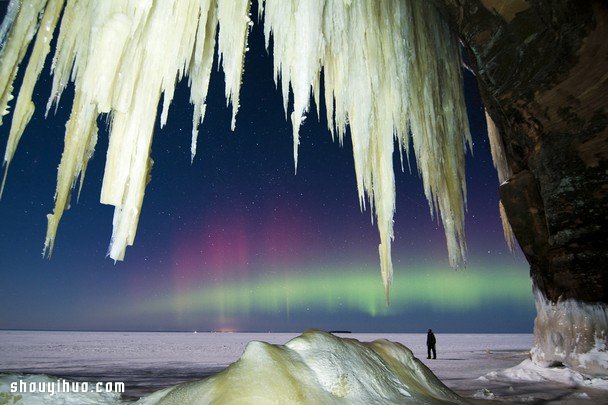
[{"left": 434, "top": 0, "right": 607, "bottom": 305}]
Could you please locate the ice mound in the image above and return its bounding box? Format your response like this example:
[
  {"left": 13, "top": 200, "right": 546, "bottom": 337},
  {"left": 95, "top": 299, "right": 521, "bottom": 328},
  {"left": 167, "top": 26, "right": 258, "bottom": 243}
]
[{"left": 141, "top": 330, "right": 465, "bottom": 404}]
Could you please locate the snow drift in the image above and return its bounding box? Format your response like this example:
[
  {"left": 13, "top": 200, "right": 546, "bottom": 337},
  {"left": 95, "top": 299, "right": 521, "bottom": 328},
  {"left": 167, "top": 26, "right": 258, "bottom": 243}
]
[{"left": 141, "top": 330, "right": 465, "bottom": 404}]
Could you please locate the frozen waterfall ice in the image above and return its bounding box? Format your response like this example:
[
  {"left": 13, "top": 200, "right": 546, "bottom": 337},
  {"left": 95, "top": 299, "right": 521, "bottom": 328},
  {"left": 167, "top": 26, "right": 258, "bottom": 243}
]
[
  {"left": 0, "top": 0, "right": 470, "bottom": 299},
  {"left": 531, "top": 289, "right": 608, "bottom": 378}
]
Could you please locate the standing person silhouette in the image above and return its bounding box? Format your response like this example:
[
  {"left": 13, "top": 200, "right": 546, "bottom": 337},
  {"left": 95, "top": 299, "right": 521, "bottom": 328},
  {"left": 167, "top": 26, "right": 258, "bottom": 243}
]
[{"left": 427, "top": 329, "right": 436, "bottom": 359}]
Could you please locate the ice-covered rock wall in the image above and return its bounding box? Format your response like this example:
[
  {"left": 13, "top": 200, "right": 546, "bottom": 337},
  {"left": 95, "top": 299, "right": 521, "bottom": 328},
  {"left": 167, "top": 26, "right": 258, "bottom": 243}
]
[
  {"left": 141, "top": 330, "right": 466, "bottom": 404},
  {"left": 435, "top": 0, "right": 608, "bottom": 376}
]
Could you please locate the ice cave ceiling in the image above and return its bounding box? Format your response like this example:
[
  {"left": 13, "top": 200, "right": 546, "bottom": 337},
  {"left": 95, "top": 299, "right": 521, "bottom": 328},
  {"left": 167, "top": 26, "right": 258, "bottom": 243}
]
[{"left": 0, "top": 0, "right": 472, "bottom": 300}]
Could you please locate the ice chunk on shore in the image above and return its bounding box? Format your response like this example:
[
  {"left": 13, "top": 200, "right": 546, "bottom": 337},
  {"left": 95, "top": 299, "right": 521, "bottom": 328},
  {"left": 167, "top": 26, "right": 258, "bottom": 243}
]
[
  {"left": 141, "top": 330, "right": 465, "bottom": 404},
  {"left": 484, "top": 359, "right": 608, "bottom": 391}
]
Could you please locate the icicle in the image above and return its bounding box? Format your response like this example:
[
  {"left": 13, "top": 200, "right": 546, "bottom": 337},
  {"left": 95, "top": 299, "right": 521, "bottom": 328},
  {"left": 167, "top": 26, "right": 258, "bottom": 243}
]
[
  {"left": 407, "top": 0, "right": 472, "bottom": 269},
  {"left": 485, "top": 109, "right": 511, "bottom": 184},
  {"left": 0, "top": 0, "right": 46, "bottom": 128},
  {"left": 44, "top": 89, "right": 98, "bottom": 257},
  {"left": 217, "top": 0, "right": 251, "bottom": 131},
  {"left": 189, "top": 0, "right": 217, "bottom": 162},
  {"left": 259, "top": 0, "right": 324, "bottom": 172},
  {"left": 498, "top": 200, "right": 516, "bottom": 252},
  {"left": 0, "top": 0, "right": 22, "bottom": 52},
  {"left": 485, "top": 109, "right": 517, "bottom": 251},
  {"left": 260, "top": 0, "right": 470, "bottom": 296},
  {"left": 45, "top": 0, "right": 94, "bottom": 115},
  {"left": 101, "top": 0, "right": 212, "bottom": 261},
  {"left": 2, "top": 0, "right": 63, "bottom": 199}
]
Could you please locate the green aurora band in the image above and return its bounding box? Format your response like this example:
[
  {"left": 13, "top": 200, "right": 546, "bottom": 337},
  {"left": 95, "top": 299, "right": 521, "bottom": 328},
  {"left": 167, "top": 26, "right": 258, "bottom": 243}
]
[{"left": 138, "top": 265, "right": 533, "bottom": 319}]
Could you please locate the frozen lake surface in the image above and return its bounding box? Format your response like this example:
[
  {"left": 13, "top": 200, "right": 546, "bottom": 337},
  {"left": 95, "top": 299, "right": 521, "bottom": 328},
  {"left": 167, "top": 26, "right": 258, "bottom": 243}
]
[{"left": 0, "top": 331, "right": 605, "bottom": 403}]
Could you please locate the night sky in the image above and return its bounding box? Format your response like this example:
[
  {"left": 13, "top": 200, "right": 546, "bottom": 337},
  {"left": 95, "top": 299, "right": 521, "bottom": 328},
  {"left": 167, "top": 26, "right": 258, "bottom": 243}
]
[{"left": 0, "top": 4, "right": 534, "bottom": 333}]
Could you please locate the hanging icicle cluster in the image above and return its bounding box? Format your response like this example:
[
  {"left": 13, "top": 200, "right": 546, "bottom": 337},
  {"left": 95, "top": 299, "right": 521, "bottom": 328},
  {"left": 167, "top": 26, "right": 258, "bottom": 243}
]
[
  {"left": 258, "top": 0, "right": 471, "bottom": 297},
  {"left": 0, "top": 0, "right": 470, "bottom": 300},
  {"left": 1, "top": 0, "right": 251, "bottom": 261}
]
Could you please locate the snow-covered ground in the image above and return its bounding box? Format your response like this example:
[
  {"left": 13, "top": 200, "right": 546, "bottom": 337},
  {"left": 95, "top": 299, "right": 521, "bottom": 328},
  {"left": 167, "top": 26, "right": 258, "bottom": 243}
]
[{"left": 0, "top": 331, "right": 606, "bottom": 403}]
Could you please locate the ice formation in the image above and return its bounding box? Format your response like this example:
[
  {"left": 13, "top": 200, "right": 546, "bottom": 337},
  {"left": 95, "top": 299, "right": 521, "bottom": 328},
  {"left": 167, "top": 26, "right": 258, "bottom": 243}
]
[
  {"left": 259, "top": 0, "right": 471, "bottom": 297},
  {"left": 0, "top": 1, "right": 470, "bottom": 296},
  {"left": 1, "top": 0, "right": 63, "bottom": 199},
  {"left": 483, "top": 358, "right": 608, "bottom": 391},
  {"left": 484, "top": 110, "right": 516, "bottom": 251},
  {"left": 141, "top": 330, "right": 466, "bottom": 404},
  {"left": 0, "top": 1, "right": 21, "bottom": 52},
  {"left": 531, "top": 289, "right": 608, "bottom": 377}
]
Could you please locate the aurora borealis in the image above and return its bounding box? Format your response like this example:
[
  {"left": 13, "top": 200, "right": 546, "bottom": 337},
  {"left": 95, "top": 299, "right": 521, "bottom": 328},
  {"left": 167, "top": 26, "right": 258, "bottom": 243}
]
[
  {"left": 0, "top": 2, "right": 533, "bottom": 333},
  {"left": 136, "top": 264, "right": 532, "bottom": 326}
]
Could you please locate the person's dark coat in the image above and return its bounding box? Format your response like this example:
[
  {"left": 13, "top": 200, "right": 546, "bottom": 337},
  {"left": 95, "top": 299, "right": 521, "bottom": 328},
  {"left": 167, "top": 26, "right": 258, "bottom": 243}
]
[
  {"left": 426, "top": 329, "right": 436, "bottom": 359},
  {"left": 427, "top": 330, "right": 436, "bottom": 347}
]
